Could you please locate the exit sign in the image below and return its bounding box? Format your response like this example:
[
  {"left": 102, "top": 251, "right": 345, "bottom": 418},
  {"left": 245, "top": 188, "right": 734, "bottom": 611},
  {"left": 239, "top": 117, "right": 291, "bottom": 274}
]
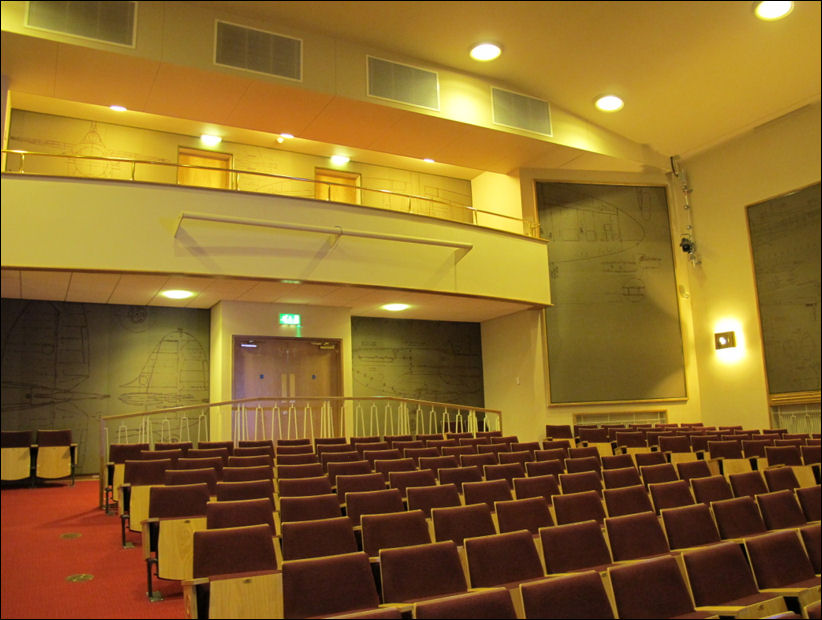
[{"left": 279, "top": 313, "right": 301, "bottom": 326}]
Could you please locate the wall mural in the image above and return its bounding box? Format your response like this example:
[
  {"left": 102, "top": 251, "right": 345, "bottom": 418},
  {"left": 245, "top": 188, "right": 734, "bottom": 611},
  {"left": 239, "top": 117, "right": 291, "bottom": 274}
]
[{"left": 0, "top": 300, "right": 210, "bottom": 474}]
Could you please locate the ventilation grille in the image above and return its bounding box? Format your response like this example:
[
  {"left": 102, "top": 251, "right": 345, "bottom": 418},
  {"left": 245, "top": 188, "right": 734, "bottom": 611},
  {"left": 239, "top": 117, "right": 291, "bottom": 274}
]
[
  {"left": 492, "top": 88, "right": 552, "bottom": 136},
  {"left": 367, "top": 56, "right": 439, "bottom": 111},
  {"left": 26, "top": 1, "right": 136, "bottom": 47},
  {"left": 215, "top": 21, "right": 302, "bottom": 81}
]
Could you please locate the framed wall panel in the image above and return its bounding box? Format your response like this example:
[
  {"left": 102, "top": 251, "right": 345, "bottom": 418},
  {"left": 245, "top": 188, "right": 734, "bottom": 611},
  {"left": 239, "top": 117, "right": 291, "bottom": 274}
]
[{"left": 536, "top": 181, "right": 687, "bottom": 404}]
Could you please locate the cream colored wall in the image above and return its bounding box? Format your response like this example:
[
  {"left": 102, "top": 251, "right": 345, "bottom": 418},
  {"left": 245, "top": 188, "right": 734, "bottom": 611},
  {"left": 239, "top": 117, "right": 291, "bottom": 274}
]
[
  {"left": 681, "top": 103, "right": 821, "bottom": 429},
  {"left": 471, "top": 171, "right": 533, "bottom": 236},
  {"left": 209, "top": 300, "right": 353, "bottom": 440}
]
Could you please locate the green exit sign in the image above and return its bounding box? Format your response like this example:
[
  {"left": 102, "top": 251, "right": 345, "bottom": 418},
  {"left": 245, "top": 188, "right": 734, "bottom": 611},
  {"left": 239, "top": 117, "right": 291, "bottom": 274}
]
[{"left": 279, "top": 313, "right": 301, "bottom": 326}]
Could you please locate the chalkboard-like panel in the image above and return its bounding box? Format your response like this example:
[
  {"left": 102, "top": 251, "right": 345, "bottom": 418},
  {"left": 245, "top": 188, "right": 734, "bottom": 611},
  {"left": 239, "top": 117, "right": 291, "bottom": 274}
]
[
  {"left": 747, "top": 183, "right": 821, "bottom": 396},
  {"left": 537, "top": 182, "right": 687, "bottom": 404}
]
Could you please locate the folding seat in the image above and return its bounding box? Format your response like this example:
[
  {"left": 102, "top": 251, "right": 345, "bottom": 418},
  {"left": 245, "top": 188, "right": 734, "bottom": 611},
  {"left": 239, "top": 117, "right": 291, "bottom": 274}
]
[
  {"left": 120, "top": 458, "right": 172, "bottom": 544},
  {"left": 524, "top": 459, "right": 563, "bottom": 478},
  {"left": 558, "top": 470, "right": 603, "bottom": 496},
  {"left": 373, "top": 457, "right": 417, "bottom": 478},
  {"left": 743, "top": 439, "right": 771, "bottom": 470},
  {"left": 708, "top": 439, "right": 751, "bottom": 476},
  {"left": 222, "top": 464, "right": 273, "bottom": 482},
  {"left": 497, "top": 450, "right": 532, "bottom": 467},
  {"left": 276, "top": 462, "right": 324, "bottom": 480},
  {"left": 320, "top": 449, "right": 361, "bottom": 471},
  {"left": 184, "top": 524, "right": 281, "bottom": 619},
  {"left": 799, "top": 523, "right": 821, "bottom": 574},
  {"left": 604, "top": 511, "right": 672, "bottom": 562},
  {"left": 458, "top": 437, "right": 488, "bottom": 449},
  {"left": 541, "top": 440, "right": 572, "bottom": 456},
  {"left": 282, "top": 551, "right": 382, "bottom": 619},
  {"left": 238, "top": 439, "right": 275, "bottom": 450},
  {"left": 155, "top": 441, "right": 193, "bottom": 455},
  {"left": 274, "top": 453, "right": 317, "bottom": 465},
  {"left": 602, "top": 466, "right": 642, "bottom": 489},
  {"left": 510, "top": 441, "right": 540, "bottom": 458},
  {"left": 277, "top": 438, "right": 312, "bottom": 450},
  {"left": 337, "top": 472, "right": 386, "bottom": 504},
  {"left": 335, "top": 472, "right": 387, "bottom": 503},
  {"left": 608, "top": 554, "right": 716, "bottom": 619},
  {"left": 187, "top": 448, "right": 230, "bottom": 463},
  {"left": 633, "top": 451, "right": 667, "bottom": 468},
  {"left": 648, "top": 479, "right": 695, "bottom": 513},
  {"left": 426, "top": 439, "right": 458, "bottom": 450},
  {"left": 568, "top": 446, "right": 601, "bottom": 462},
  {"left": 384, "top": 434, "right": 413, "bottom": 447},
  {"left": 764, "top": 465, "right": 802, "bottom": 493},
  {"left": 495, "top": 497, "right": 553, "bottom": 534},
  {"left": 141, "top": 449, "right": 184, "bottom": 467},
  {"left": 215, "top": 479, "right": 274, "bottom": 503},
  {"left": 387, "top": 468, "right": 436, "bottom": 498},
  {"left": 275, "top": 443, "right": 316, "bottom": 455},
  {"left": 362, "top": 448, "right": 402, "bottom": 468},
  {"left": 417, "top": 455, "right": 458, "bottom": 476},
  {"left": 743, "top": 529, "right": 821, "bottom": 599},
  {"left": 437, "top": 465, "right": 483, "bottom": 492},
  {"left": 143, "top": 482, "right": 210, "bottom": 600},
  {"left": 682, "top": 540, "right": 790, "bottom": 617},
  {"left": 234, "top": 445, "right": 275, "bottom": 458},
  {"left": 483, "top": 462, "right": 525, "bottom": 488},
  {"left": 461, "top": 452, "right": 498, "bottom": 468},
  {"left": 279, "top": 494, "right": 341, "bottom": 524},
  {"left": 345, "top": 488, "right": 405, "bottom": 526},
  {"left": 230, "top": 454, "right": 275, "bottom": 468},
  {"left": 535, "top": 448, "right": 568, "bottom": 464},
  {"left": 390, "top": 440, "right": 424, "bottom": 454},
  {"left": 544, "top": 424, "right": 575, "bottom": 447},
  {"left": 639, "top": 462, "right": 678, "bottom": 487},
  {"left": 603, "top": 484, "right": 654, "bottom": 518},
  {"left": 552, "top": 490, "right": 606, "bottom": 526},
  {"left": 379, "top": 540, "right": 468, "bottom": 604},
  {"left": 415, "top": 433, "right": 444, "bottom": 442},
  {"left": 351, "top": 435, "right": 381, "bottom": 446},
  {"left": 106, "top": 442, "right": 149, "bottom": 510},
  {"left": 277, "top": 475, "right": 333, "bottom": 500},
  {"left": 431, "top": 503, "right": 497, "bottom": 546},
  {"left": 796, "top": 484, "right": 821, "bottom": 523},
  {"left": 691, "top": 474, "right": 734, "bottom": 505},
  {"left": 360, "top": 509, "right": 431, "bottom": 557},
  {"left": 406, "top": 483, "right": 461, "bottom": 518},
  {"left": 660, "top": 503, "right": 720, "bottom": 550},
  {"left": 462, "top": 479, "right": 513, "bottom": 511},
  {"left": 519, "top": 570, "right": 616, "bottom": 619},
  {"left": 1, "top": 430, "right": 33, "bottom": 483},
  {"left": 354, "top": 440, "right": 389, "bottom": 453},
  {"left": 756, "top": 489, "right": 808, "bottom": 530},
  {"left": 729, "top": 470, "right": 769, "bottom": 498},
  {"left": 577, "top": 428, "right": 612, "bottom": 459},
  {"left": 564, "top": 456, "right": 601, "bottom": 477},
  {"left": 164, "top": 467, "right": 218, "bottom": 496},
  {"left": 766, "top": 446, "right": 817, "bottom": 487},
  {"left": 177, "top": 457, "right": 224, "bottom": 480},
  {"left": 644, "top": 430, "right": 668, "bottom": 450},
  {"left": 539, "top": 520, "right": 613, "bottom": 574},
  {"left": 326, "top": 459, "right": 371, "bottom": 485},
  {"left": 404, "top": 447, "right": 440, "bottom": 464},
  {"left": 490, "top": 435, "right": 519, "bottom": 447},
  {"left": 601, "top": 453, "right": 635, "bottom": 470},
  {"left": 34, "top": 429, "right": 75, "bottom": 484},
  {"left": 206, "top": 497, "right": 277, "bottom": 536},
  {"left": 413, "top": 587, "right": 517, "bottom": 619},
  {"left": 476, "top": 431, "right": 502, "bottom": 439},
  {"left": 675, "top": 459, "right": 712, "bottom": 484},
  {"left": 711, "top": 496, "right": 768, "bottom": 539},
  {"left": 280, "top": 516, "right": 358, "bottom": 561},
  {"left": 513, "top": 473, "right": 560, "bottom": 503},
  {"left": 463, "top": 529, "right": 545, "bottom": 590},
  {"left": 441, "top": 445, "right": 476, "bottom": 458},
  {"left": 614, "top": 431, "right": 648, "bottom": 456},
  {"left": 476, "top": 444, "right": 508, "bottom": 459},
  {"left": 801, "top": 445, "right": 821, "bottom": 465}
]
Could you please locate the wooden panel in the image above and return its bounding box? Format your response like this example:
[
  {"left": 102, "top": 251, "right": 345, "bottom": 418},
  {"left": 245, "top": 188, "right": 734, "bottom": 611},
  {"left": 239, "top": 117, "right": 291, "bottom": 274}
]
[{"left": 1, "top": 447, "right": 31, "bottom": 481}]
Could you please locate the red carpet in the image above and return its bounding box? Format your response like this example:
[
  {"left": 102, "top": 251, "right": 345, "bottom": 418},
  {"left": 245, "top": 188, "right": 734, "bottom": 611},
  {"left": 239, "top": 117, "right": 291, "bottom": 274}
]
[{"left": 1, "top": 479, "right": 186, "bottom": 619}]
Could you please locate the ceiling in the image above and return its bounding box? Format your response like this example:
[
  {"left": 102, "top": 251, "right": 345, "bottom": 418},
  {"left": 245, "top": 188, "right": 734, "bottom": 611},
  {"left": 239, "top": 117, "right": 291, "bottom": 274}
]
[{"left": 2, "top": 1, "right": 820, "bottom": 321}]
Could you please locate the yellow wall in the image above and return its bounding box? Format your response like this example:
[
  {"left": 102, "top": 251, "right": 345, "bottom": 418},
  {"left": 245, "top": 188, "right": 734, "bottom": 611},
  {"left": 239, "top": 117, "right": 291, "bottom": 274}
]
[{"left": 681, "top": 103, "right": 821, "bottom": 429}]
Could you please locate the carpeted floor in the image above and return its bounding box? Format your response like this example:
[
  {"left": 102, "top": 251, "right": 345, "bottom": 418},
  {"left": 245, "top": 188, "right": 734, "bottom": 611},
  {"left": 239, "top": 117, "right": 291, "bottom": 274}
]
[{"left": 1, "top": 478, "right": 186, "bottom": 619}]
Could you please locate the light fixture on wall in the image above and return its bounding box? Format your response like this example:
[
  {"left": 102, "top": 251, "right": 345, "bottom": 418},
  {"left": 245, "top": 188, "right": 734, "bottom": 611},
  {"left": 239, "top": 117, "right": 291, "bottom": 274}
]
[
  {"left": 330, "top": 154, "right": 350, "bottom": 165},
  {"left": 753, "top": 1, "right": 794, "bottom": 20},
  {"left": 714, "top": 331, "right": 737, "bottom": 350},
  {"left": 200, "top": 134, "right": 222, "bottom": 147},
  {"left": 109, "top": 104, "right": 127, "bottom": 112}
]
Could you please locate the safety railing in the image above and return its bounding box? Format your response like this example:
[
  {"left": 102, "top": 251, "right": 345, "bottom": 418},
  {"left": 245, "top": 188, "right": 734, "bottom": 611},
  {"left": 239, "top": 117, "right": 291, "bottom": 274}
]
[
  {"left": 98, "top": 395, "right": 502, "bottom": 504},
  {"left": 2, "top": 149, "right": 540, "bottom": 237}
]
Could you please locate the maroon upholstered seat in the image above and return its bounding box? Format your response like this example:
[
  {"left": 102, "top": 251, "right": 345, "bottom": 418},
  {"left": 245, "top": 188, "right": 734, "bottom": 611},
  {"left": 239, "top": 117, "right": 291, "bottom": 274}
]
[
  {"left": 712, "top": 496, "right": 767, "bottom": 539},
  {"left": 413, "top": 588, "right": 517, "bottom": 619},
  {"left": 796, "top": 485, "right": 821, "bottom": 523},
  {"left": 756, "top": 489, "right": 808, "bottom": 530},
  {"left": 520, "top": 570, "right": 616, "bottom": 619},
  {"left": 214, "top": 479, "right": 274, "bottom": 503},
  {"left": 604, "top": 511, "right": 671, "bottom": 562},
  {"left": 431, "top": 503, "right": 496, "bottom": 546},
  {"left": 744, "top": 529, "right": 821, "bottom": 592},
  {"left": 799, "top": 524, "right": 821, "bottom": 574},
  {"left": 222, "top": 465, "right": 273, "bottom": 482},
  {"left": 660, "top": 502, "right": 721, "bottom": 550},
  {"left": 345, "top": 488, "right": 405, "bottom": 525},
  {"left": 495, "top": 497, "right": 553, "bottom": 534},
  {"left": 280, "top": 516, "right": 358, "bottom": 561},
  {"left": 603, "top": 484, "right": 654, "bottom": 518},
  {"left": 379, "top": 541, "right": 468, "bottom": 604},
  {"left": 279, "top": 494, "right": 341, "bottom": 523},
  {"left": 763, "top": 466, "right": 801, "bottom": 492},
  {"left": 232, "top": 455, "right": 275, "bottom": 468},
  {"left": 552, "top": 490, "right": 606, "bottom": 526},
  {"left": 539, "top": 519, "right": 612, "bottom": 574},
  {"left": 648, "top": 479, "right": 695, "bottom": 513},
  {"left": 277, "top": 475, "right": 333, "bottom": 498},
  {"left": 360, "top": 509, "right": 431, "bottom": 557},
  {"left": 462, "top": 479, "right": 513, "bottom": 511},
  {"left": 691, "top": 474, "right": 733, "bottom": 505},
  {"left": 192, "top": 523, "right": 277, "bottom": 579},
  {"left": 463, "top": 529, "right": 545, "bottom": 588},
  {"left": 387, "top": 469, "right": 437, "bottom": 498},
  {"left": 336, "top": 472, "right": 386, "bottom": 503},
  {"left": 513, "top": 474, "right": 560, "bottom": 502},
  {"left": 206, "top": 497, "right": 276, "bottom": 535},
  {"left": 602, "top": 466, "right": 642, "bottom": 489},
  {"left": 406, "top": 483, "right": 461, "bottom": 517},
  {"left": 437, "top": 465, "right": 483, "bottom": 491},
  {"left": 164, "top": 467, "right": 218, "bottom": 495}
]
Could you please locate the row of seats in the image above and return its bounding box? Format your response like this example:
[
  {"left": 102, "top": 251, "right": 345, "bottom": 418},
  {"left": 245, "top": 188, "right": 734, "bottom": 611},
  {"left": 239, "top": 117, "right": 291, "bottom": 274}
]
[
  {"left": 180, "top": 517, "right": 821, "bottom": 618},
  {"left": 0, "top": 429, "right": 76, "bottom": 484}
]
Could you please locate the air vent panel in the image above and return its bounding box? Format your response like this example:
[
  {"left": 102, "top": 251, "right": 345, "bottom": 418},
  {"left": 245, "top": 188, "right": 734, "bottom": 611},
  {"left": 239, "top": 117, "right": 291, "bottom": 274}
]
[
  {"left": 215, "top": 21, "right": 302, "bottom": 81},
  {"left": 492, "top": 88, "right": 552, "bottom": 136},
  {"left": 367, "top": 56, "right": 439, "bottom": 111},
  {"left": 26, "top": 1, "right": 136, "bottom": 47}
]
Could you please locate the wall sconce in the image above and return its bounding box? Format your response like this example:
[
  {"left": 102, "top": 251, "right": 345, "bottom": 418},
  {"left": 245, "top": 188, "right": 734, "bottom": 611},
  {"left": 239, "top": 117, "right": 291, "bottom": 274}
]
[{"left": 714, "top": 331, "right": 737, "bottom": 350}]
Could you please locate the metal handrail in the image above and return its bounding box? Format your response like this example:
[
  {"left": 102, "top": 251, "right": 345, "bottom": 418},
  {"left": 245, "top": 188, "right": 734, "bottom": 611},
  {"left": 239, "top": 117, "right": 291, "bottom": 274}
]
[{"left": 2, "top": 149, "right": 541, "bottom": 237}]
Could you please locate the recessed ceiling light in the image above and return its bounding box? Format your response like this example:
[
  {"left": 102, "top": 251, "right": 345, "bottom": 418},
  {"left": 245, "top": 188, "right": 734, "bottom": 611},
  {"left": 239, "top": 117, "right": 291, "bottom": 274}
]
[
  {"left": 595, "top": 95, "right": 624, "bottom": 112},
  {"left": 109, "top": 105, "right": 127, "bottom": 112},
  {"left": 280, "top": 133, "right": 294, "bottom": 140},
  {"left": 470, "top": 43, "right": 501, "bottom": 62},
  {"left": 423, "top": 158, "right": 436, "bottom": 163},
  {"left": 160, "top": 289, "right": 195, "bottom": 300},
  {"left": 382, "top": 303, "right": 410, "bottom": 312},
  {"left": 200, "top": 134, "right": 222, "bottom": 146},
  {"left": 753, "top": 1, "right": 794, "bottom": 20},
  {"left": 330, "top": 155, "right": 350, "bottom": 165}
]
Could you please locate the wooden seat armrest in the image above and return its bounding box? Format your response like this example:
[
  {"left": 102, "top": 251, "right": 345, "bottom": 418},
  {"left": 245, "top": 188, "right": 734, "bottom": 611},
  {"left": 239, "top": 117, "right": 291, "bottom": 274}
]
[
  {"left": 141, "top": 518, "right": 160, "bottom": 558},
  {"left": 695, "top": 595, "right": 788, "bottom": 619}
]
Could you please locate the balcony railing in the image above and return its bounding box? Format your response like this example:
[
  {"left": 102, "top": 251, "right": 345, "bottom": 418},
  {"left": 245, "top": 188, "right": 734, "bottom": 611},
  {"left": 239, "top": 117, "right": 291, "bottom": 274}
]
[{"left": 2, "top": 149, "right": 540, "bottom": 237}]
